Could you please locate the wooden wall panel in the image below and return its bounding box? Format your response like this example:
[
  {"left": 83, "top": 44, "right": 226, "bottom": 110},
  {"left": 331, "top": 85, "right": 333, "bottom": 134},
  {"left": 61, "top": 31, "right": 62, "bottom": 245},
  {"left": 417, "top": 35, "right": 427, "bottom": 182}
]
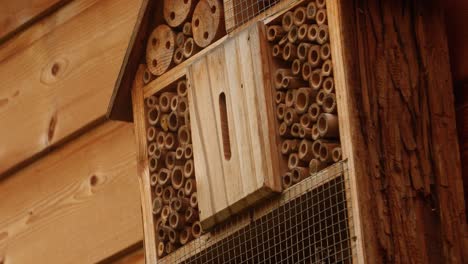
[
  {"left": 0, "top": 122, "right": 143, "bottom": 263},
  {"left": 0, "top": 0, "right": 142, "bottom": 176}
]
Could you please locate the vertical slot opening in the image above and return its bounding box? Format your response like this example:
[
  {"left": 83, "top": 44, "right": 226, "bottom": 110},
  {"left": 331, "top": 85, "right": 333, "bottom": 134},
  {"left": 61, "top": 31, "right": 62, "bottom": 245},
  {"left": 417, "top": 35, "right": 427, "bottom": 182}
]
[{"left": 219, "top": 92, "right": 232, "bottom": 160}]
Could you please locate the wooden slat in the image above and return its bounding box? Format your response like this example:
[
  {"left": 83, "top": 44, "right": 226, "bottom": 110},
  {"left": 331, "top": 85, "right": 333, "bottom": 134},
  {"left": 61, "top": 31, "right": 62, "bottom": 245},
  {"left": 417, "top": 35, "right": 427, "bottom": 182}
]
[
  {"left": 0, "top": 122, "right": 143, "bottom": 263},
  {"left": 112, "top": 248, "right": 145, "bottom": 264},
  {"left": 0, "top": 0, "right": 70, "bottom": 43},
  {"left": 0, "top": 0, "right": 142, "bottom": 176}
]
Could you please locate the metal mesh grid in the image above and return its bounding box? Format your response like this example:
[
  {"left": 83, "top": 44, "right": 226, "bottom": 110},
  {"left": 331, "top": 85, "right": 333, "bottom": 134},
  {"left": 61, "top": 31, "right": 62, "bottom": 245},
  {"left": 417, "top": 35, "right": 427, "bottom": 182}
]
[
  {"left": 225, "top": 0, "right": 283, "bottom": 31},
  {"left": 159, "top": 161, "right": 355, "bottom": 263}
]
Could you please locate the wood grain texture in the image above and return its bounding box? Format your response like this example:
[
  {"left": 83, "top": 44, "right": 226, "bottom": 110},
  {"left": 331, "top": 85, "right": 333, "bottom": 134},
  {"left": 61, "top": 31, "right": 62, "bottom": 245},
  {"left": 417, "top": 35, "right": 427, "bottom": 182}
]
[
  {"left": 335, "top": 0, "right": 468, "bottom": 262},
  {"left": 188, "top": 23, "right": 281, "bottom": 229},
  {"left": 111, "top": 248, "right": 144, "bottom": 264},
  {"left": 0, "top": 0, "right": 70, "bottom": 43},
  {"left": 0, "top": 0, "right": 142, "bottom": 176},
  {"left": 0, "top": 122, "right": 143, "bottom": 263}
]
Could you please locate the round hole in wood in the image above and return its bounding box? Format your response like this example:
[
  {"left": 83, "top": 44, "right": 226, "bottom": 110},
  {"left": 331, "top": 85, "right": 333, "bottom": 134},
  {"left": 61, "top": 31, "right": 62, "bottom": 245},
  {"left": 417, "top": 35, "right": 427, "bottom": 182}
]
[
  {"left": 152, "top": 38, "right": 157, "bottom": 46},
  {"left": 51, "top": 63, "right": 59, "bottom": 76},
  {"left": 184, "top": 0, "right": 189, "bottom": 3},
  {"left": 166, "top": 41, "right": 171, "bottom": 49},
  {"left": 194, "top": 19, "right": 200, "bottom": 27},
  {"left": 170, "top": 11, "right": 175, "bottom": 20},
  {"left": 203, "top": 31, "right": 209, "bottom": 40},
  {"left": 211, "top": 5, "right": 216, "bottom": 13},
  {"left": 152, "top": 59, "right": 158, "bottom": 67},
  {"left": 90, "top": 175, "right": 98, "bottom": 186}
]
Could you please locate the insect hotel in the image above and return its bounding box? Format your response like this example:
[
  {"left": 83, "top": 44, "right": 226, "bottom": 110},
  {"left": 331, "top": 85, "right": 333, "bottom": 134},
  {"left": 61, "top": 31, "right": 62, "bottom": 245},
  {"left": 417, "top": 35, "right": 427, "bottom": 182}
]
[{"left": 107, "top": 0, "right": 467, "bottom": 263}]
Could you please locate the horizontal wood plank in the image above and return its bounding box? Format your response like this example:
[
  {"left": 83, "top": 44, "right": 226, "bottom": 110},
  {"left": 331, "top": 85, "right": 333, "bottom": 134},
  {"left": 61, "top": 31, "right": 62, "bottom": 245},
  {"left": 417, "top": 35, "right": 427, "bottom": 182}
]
[
  {"left": 0, "top": 122, "right": 143, "bottom": 263},
  {"left": 0, "top": 0, "right": 142, "bottom": 176}
]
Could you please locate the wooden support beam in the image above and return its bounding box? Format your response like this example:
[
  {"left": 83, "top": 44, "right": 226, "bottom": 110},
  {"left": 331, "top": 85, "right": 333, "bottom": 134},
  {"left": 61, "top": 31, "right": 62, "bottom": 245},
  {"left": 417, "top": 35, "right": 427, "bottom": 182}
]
[{"left": 330, "top": 0, "right": 468, "bottom": 262}]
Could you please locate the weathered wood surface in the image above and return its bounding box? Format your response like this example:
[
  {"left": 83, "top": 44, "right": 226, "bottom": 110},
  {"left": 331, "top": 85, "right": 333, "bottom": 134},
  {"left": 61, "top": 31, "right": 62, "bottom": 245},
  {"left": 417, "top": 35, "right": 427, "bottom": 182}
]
[
  {"left": 0, "top": 0, "right": 142, "bottom": 176},
  {"left": 0, "top": 0, "right": 70, "bottom": 43},
  {"left": 187, "top": 23, "right": 281, "bottom": 229},
  {"left": 334, "top": 0, "right": 468, "bottom": 262},
  {"left": 0, "top": 122, "right": 143, "bottom": 263}
]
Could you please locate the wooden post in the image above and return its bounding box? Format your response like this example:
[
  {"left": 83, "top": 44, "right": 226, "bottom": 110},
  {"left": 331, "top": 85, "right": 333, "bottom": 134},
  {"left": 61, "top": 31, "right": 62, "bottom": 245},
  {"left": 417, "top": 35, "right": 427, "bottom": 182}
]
[{"left": 328, "top": 0, "right": 468, "bottom": 262}]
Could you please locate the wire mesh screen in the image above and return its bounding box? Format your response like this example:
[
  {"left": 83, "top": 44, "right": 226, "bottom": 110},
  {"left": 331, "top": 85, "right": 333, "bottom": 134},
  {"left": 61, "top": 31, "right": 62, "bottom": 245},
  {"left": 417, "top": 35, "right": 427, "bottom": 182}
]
[
  {"left": 224, "top": 0, "right": 287, "bottom": 32},
  {"left": 159, "top": 161, "right": 355, "bottom": 264}
]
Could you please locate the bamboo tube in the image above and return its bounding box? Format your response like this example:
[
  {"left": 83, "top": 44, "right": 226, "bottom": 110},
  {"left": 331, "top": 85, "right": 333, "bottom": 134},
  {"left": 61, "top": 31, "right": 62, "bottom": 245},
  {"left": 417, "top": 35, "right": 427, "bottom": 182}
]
[
  {"left": 293, "top": 7, "right": 307, "bottom": 26},
  {"left": 143, "top": 68, "right": 154, "bottom": 84},
  {"left": 282, "top": 43, "right": 297, "bottom": 61},
  {"left": 167, "top": 227, "right": 179, "bottom": 244},
  {"left": 149, "top": 155, "right": 160, "bottom": 172},
  {"left": 150, "top": 173, "right": 158, "bottom": 186},
  {"left": 321, "top": 59, "right": 333, "bottom": 76},
  {"left": 167, "top": 111, "right": 180, "bottom": 132},
  {"left": 176, "top": 147, "right": 184, "bottom": 160},
  {"left": 266, "top": 25, "right": 285, "bottom": 42},
  {"left": 146, "top": 25, "right": 175, "bottom": 76},
  {"left": 165, "top": 242, "right": 175, "bottom": 254},
  {"left": 317, "top": 24, "right": 329, "bottom": 44},
  {"left": 183, "top": 37, "right": 200, "bottom": 58},
  {"left": 282, "top": 11, "right": 294, "bottom": 31},
  {"left": 275, "top": 91, "right": 286, "bottom": 104},
  {"left": 309, "top": 69, "right": 323, "bottom": 90},
  {"left": 279, "top": 122, "right": 293, "bottom": 138},
  {"left": 165, "top": 151, "right": 176, "bottom": 169},
  {"left": 317, "top": 113, "right": 339, "bottom": 138},
  {"left": 182, "top": 22, "right": 192, "bottom": 35},
  {"left": 272, "top": 44, "right": 282, "bottom": 58},
  {"left": 316, "top": 9, "right": 327, "bottom": 25},
  {"left": 146, "top": 95, "right": 158, "bottom": 108},
  {"left": 178, "top": 125, "right": 191, "bottom": 145},
  {"left": 190, "top": 192, "right": 198, "bottom": 208},
  {"left": 302, "top": 62, "right": 312, "bottom": 80},
  {"left": 319, "top": 142, "right": 340, "bottom": 163},
  {"left": 180, "top": 226, "right": 193, "bottom": 245},
  {"left": 291, "top": 123, "right": 301, "bottom": 137},
  {"left": 278, "top": 35, "right": 288, "bottom": 46},
  {"left": 176, "top": 32, "right": 186, "bottom": 48},
  {"left": 184, "top": 144, "right": 193, "bottom": 159},
  {"left": 177, "top": 188, "right": 185, "bottom": 199},
  {"left": 295, "top": 87, "right": 315, "bottom": 114},
  {"left": 291, "top": 59, "right": 302, "bottom": 76},
  {"left": 171, "top": 197, "right": 190, "bottom": 212},
  {"left": 306, "top": 2, "right": 317, "bottom": 20},
  {"left": 320, "top": 43, "right": 331, "bottom": 60},
  {"left": 169, "top": 211, "right": 185, "bottom": 230},
  {"left": 281, "top": 76, "right": 306, "bottom": 89},
  {"left": 161, "top": 205, "right": 172, "bottom": 221},
  {"left": 323, "top": 77, "right": 334, "bottom": 94},
  {"left": 165, "top": 133, "right": 177, "bottom": 150},
  {"left": 275, "top": 68, "right": 292, "bottom": 89},
  {"left": 285, "top": 90, "right": 296, "bottom": 107},
  {"left": 281, "top": 139, "right": 300, "bottom": 155},
  {"left": 157, "top": 242, "right": 166, "bottom": 258},
  {"left": 332, "top": 147, "right": 342, "bottom": 162},
  {"left": 178, "top": 97, "right": 189, "bottom": 117},
  {"left": 316, "top": 0, "right": 326, "bottom": 8},
  {"left": 177, "top": 80, "right": 188, "bottom": 97},
  {"left": 298, "top": 139, "right": 314, "bottom": 161},
  {"left": 160, "top": 92, "right": 176, "bottom": 112},
  {"left": 157, "top": 226, "right": 168, "bottom": 242},
  {"left": 298, "top": 126, "right": 313, "bottom": 139},
  {"left": 156, "top": 131, "right": 166, "bottom": 148},
  {"left": 282, "top": 172, "right": 293, "bottom": 189},
  {"left": 309, "top": 158, "right": 326, "bottom": 173},
  {"left": 312, "top": 124, "right": 320, "bottom": 140},
  {"left": 160, "top": 114, "right": 169, "bottom": 131},
  {"left": 284, "top": 107, "right": 299, "bottom": 125},
  {"left": 192, "top": 221, "right": 202, "bottom": 238},
  {"left": 316, "top": 89, "right": 326, "bottom": 106},
  {"left": 154, "top": 148, "right": 165, "bottom": 159},
  {"left": 158, "top": 168, "right": 171, "bottom": 186},
  {"left": 185, "top": 208, "right": 198, "bottom": 224},
  {"left": 155, "top": 184, "right": 164, "bottom": 197},
  {"left": 307, "top": 24, "right": 319, "bottom": 42},
  {"left": 322, "top": 93, "right": 337, "bottom": 113},
  {"left": 287, "top": 25, "right": 298, "bottom": 43},
  {"left": 147, "top": 106, "right": 161, "bottom": 125},
  {"left": 300, "top": 113, "right": 313, "bottom": 128},
  {"left": 174, "top": 47, "right": 184, "bottom": 65},
  {"left": 308, "top": 103, "right": 321, "bottom": 122},
  {"left": 184, "top": 159, "right": 194, "bottom": 178},
  {"left": 171, "top": 166, "right": 185, "bottom": 190},
  {"left": 185, "top": 178, "right": 197, "bottom": 195},
  {"left": 298, "top": 24, "right": 309, "bottom": 41},
  {"left": 147, "top": 127, "right": 156, "bottom": 142},
  {"left": 148, "top": 142, "right": 157, "bottom": 156},
  {"left": 291, "top": 167, "right": 309, "bottom": 183},
  {"left": 153, "top": 197, "right": 164, "bottom": 215},
  {"left": 288, "top": 153, "right": 307, "bottom": 170},
  {"left": 297, "top": 43, "right": 311, "bottom": 61},
  {"left": 307, "top": 45, "right": 321, "bottom": 67},
  {"left": 312, "top": 140, "right": 322, "bottom": 158},
  {"left": 184, "top": 111, "right": 191, "bottom": 128}
]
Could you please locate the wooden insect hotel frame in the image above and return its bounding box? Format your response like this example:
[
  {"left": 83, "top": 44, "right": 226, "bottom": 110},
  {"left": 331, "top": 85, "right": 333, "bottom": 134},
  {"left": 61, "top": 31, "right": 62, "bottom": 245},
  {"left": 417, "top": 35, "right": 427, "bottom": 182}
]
[{"left": 108, "top": 0, "right": 467, "bottom": 263}]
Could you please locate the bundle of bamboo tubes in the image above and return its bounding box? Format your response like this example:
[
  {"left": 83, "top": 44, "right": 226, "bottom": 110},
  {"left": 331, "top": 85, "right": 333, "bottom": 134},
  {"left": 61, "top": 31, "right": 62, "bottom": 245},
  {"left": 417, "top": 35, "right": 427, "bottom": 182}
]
[
  {"left": 144, "top": 0, "right": 225, "bottom": 81},
  {"left": 267, "top": 1, "right": 342, "bottom": 189},
  {"left": 145, "top": 78, "right": 202, "bottom": 258}
]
